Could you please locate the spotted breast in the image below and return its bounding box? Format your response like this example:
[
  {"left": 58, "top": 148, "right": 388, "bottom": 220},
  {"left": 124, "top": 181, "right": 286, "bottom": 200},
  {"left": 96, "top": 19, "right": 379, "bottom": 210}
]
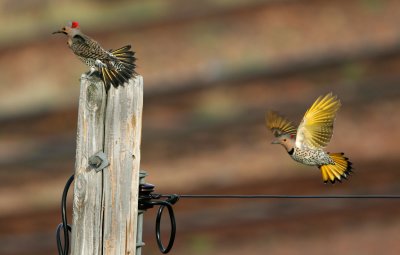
[{"left": 290, "top": 147, "right": 334, "bottom": 166}]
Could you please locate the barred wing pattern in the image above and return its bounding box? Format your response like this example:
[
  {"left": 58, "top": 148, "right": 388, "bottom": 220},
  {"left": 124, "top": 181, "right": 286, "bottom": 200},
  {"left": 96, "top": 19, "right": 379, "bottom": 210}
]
[
  {"left": 71, "top": 35, "right": 136, "bottom": 90},
  {"left": 71, "top": 34, "right": 109, "bottom": 62}
]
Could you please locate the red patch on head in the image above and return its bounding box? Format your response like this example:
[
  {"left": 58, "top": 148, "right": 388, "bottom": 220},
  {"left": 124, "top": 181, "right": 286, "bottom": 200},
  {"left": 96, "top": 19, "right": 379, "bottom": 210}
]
[
  {"left": 71, "top": 21, "right": 79, "bottom": 28},
  {"left": 290, "top": 134, "right": 296, "bottom": 139}
]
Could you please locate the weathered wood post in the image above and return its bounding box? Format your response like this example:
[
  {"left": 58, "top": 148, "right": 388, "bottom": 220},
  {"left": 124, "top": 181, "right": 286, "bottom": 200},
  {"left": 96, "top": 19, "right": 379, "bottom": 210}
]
[{"left": 71, "top": 74, "right": 143, "bottom": 255}]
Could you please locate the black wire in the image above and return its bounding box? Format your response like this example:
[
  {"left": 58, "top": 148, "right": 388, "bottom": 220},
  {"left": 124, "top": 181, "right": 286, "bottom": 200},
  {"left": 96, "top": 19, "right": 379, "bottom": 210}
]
[
  {"left": 151, "top": 193, "right": 400, "bottom": 253},
  {"left": 155, "top": 201, "right": 176, "bottom": 254},
  {"left": 141, "top": 197, "right": 178, "bottom": 254},
  {"left": 56, "top": 174, "right": 74, "bottom": 255},
  {"left": 57, "top": 173, "right": 400, "bottom": 255},
  {"left": 56, "top": 223, "right": 71, "bottom": 254},
  {"left": 172, "top": 194, "right": 400, "bottom": 199}
]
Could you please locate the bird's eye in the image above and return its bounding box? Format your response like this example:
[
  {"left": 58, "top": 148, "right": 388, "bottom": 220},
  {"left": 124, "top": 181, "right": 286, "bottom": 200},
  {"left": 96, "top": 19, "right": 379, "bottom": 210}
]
[{"left": 283, "top": 139, "right": 287, "bottom": 142}]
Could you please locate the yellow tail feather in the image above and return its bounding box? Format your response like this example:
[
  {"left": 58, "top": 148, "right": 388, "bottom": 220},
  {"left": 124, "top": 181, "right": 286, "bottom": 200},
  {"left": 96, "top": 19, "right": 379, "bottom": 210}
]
[{"left": 319, "top": 153, "right": 352, "bottom": 184}]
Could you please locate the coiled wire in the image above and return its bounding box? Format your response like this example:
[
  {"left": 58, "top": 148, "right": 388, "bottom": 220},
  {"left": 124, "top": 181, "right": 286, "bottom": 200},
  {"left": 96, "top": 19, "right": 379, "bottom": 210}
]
[{"left": 56, "top": 174, "right": 74, "bottom": 255}]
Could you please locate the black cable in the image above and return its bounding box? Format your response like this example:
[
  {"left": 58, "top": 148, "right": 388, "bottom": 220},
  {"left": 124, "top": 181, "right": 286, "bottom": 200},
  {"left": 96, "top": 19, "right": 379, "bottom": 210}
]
[
  {"left": 140, "top": 195, "right": 179, "bottom": 254},
  {"left": 56, "top": 223, "right": 71, "bottom": 254},
  {"left": 173, "top": 194, "right": 400, "bottom": 199},
  {"left": 56, "top": 174, "right": 74, "bottom": 255},
  {"left": 148, "top": 193, "right": 400, "bottom": 253},
  {"left": 58, "top": 175, "right": 400, "bottom": 255},
  {"left": 155, "top": 201, "right": 176, "bottom": 254}
]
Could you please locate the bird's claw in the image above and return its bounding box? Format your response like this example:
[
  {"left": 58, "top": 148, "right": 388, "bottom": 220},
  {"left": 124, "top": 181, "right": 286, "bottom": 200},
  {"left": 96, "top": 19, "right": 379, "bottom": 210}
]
[
  {"left": 80, "top": 73, "right": 89, "bottom": 81},
  {"left": 95, "top": 59, "right": 107, "bottom": 69}
]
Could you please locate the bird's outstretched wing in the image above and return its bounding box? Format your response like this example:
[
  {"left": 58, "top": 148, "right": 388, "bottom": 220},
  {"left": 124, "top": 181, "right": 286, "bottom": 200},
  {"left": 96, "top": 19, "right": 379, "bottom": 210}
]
[
  {"left": 266, "top": 111, "right": 297, "bottom": 137},
  {"left": 296, "top": 93, "right": 341, "bottom": 149}
]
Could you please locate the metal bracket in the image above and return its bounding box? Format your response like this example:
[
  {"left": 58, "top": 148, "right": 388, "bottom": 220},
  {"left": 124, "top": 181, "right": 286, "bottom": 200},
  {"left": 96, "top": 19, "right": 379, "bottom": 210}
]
[{"left": 88, "top": 151, "right": 110, "bottom": 172}]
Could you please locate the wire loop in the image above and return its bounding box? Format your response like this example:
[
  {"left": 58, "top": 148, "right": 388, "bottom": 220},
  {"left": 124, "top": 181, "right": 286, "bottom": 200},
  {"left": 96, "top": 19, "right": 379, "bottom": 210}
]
[
  {"left": 155, "top": 201, "right": 176, "bottom": 253},
  {"left": 56, "top": 174, "right": 74, "bottom": 255},
  {"left": 141, "top": 195, "right": 179, "bottom": 254}
]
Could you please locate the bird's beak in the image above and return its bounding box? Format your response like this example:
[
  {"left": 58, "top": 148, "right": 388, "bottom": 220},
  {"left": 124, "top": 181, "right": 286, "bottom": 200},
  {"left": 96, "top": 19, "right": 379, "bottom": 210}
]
[
  {"left": 271, "top": 139, "right": 280, "bottom": 144},
  {"left": 52, "top": 30, "right": 65, "bottom": 35}
]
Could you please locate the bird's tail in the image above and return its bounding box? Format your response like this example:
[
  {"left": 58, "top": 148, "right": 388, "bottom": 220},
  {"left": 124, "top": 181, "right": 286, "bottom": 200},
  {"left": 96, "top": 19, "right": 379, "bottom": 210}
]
[
  {"left": 319, "top": 153, "right": 353, "bottom": 184},
  {"left": 101, "top": 45, "right": 137, "bottom": 90}
]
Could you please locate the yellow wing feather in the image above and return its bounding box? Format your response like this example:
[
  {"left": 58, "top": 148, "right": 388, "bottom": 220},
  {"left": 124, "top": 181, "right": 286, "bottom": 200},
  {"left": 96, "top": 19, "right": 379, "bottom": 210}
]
[
  {"left": 295, "top": 93, "right": 341, "bottom": 149},
  {"left": 266, "top": 111, "right": 297, "bottom": 137}
]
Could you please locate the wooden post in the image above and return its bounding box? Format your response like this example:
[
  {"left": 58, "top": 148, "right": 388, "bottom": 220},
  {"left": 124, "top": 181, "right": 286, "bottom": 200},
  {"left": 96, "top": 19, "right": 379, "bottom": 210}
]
[
  {"left": 71, "top": 75, "right": 106, "bottom": 255},
  {"left": 103, "top": 76, "right": 143, "bottom": 254},
  {"left": 71, "top": 74, "right": 143, "bottom": 255}
]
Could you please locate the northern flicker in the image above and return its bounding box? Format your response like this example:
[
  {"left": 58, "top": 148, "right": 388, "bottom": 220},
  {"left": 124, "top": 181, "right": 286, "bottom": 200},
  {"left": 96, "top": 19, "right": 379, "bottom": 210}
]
[
  {"left": 266, "top": 93, "right": 352, "bottom": 183},
  {"left": 53, "top": 21, "right": 136, "bottom": 90}
]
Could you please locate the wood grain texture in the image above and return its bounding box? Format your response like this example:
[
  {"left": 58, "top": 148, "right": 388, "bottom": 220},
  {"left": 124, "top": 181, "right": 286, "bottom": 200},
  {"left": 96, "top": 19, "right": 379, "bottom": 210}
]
[
  {"left": 71, "top": 75, "right": 143, "bottom": 255},
  {"left": 103, "top": 76, "right": 143, "bottom": 254},
  {"left": 71, "top": 75, "right": 106, "bottom": 255}
]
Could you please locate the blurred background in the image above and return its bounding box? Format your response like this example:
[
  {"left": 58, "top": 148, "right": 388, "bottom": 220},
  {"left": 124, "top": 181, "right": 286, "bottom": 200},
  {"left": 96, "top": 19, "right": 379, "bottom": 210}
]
[{"left": 1, "top": 0, "right": 400, "bottom": 254}]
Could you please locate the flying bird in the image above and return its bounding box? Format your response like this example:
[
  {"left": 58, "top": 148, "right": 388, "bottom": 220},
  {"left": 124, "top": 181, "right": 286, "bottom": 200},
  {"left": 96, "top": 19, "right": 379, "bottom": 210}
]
[
  {"left": 53, "top": 21, "right": 136, "bottom": 90},
  {"left": 266, "top": 93, "right": 352, "bottom": 183}
]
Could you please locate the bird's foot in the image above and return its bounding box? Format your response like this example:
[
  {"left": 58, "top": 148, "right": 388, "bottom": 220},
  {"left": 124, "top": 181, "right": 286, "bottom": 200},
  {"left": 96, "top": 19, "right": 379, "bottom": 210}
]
[
  {"left": 80, "top": 69, "right": 100, "bottom": 82},
  {"left": 80, "top": 73, "right": 89, "bottom": 81},
  {"left": 80, "top": 71, "right": 93, "bottom": 81},
  {"left": 95, "top": 59, "right": 107, "bottom": 69}
]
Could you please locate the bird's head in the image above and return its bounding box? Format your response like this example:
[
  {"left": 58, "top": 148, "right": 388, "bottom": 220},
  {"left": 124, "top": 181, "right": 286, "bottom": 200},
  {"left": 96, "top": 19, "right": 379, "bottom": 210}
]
[
  {"left": 271, "top": 133, "right": 296, "bottom": 152},
  {"left": 52, "top": 21, "right": 80, "bottom": 37}
]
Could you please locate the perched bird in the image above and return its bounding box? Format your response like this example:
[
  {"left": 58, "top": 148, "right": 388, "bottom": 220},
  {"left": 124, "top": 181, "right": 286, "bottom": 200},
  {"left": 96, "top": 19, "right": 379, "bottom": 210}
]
[
  {"left": 266, "top": 93, "right": 352, "bottom": 183},
  {"left": 53, "top": 21, "right": 136, "bottom": 90}
]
